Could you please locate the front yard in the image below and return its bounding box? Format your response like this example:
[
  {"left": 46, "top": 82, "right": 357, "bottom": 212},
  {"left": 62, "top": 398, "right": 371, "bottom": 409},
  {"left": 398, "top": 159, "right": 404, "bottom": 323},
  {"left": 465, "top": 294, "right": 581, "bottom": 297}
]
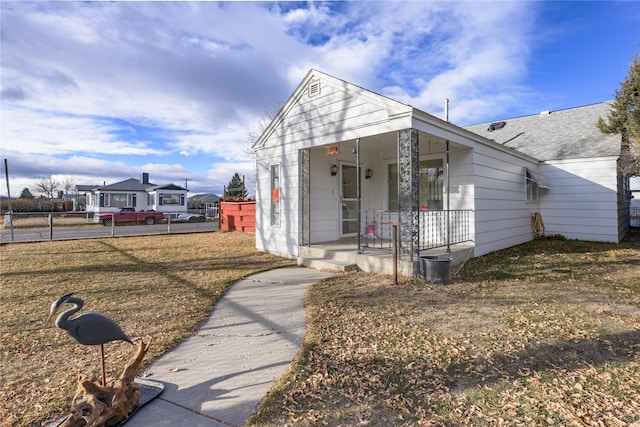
[
  {"left": 249, "top": 236, "right": 640, "bottom": 426},
  {"left": 0, "top": 232, "right": 638, "bottom": 426}
]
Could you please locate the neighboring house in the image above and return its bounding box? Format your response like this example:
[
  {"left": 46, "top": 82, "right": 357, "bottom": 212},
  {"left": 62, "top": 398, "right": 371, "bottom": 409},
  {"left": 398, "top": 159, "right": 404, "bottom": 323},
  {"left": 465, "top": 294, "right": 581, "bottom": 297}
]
[
  {"left": 252, "top": 69, "right": 629, "bottom": 274},
  {"left": 189, "top": 193, "right": 220, "bottom": 218},
  {"left": 80, "top": 173, "right": 188, "bottom": 217},
  {"left": 188, "top": 193, "right": 220, "bottom": 209}
]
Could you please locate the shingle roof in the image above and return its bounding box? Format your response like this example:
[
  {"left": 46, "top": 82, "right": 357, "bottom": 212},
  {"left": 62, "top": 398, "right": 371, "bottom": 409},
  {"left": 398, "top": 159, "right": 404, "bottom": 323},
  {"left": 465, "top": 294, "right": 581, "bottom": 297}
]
[
  {"left": 76, "top": 184, "right": 99, "bottom": 192},
  {"left": 190, "top": 193, "right": 220, "bottom": 201},
  {"left": 98, "top": 178, "right": 156, "bottom": 191},
  {"left": 148, "top": 183, "right": 186, "bottom": 191},
  {"left": 464, "top": 101, "right": 622, "bottom": 161}
]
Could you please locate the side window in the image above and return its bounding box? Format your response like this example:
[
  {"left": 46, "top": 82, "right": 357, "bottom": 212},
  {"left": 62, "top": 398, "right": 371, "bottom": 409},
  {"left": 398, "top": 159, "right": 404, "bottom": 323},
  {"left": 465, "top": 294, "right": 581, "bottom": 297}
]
[
  {"left": 526, "top": 169, "right": 539, "bottom": 201},
  {"left": 271, "top": 164, "right": 280, "bottom": 226}
]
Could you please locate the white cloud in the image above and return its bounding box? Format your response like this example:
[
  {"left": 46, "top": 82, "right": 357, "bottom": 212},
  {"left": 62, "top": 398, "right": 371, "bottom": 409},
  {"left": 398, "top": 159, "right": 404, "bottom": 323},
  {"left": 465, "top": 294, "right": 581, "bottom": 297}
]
[
  {"left": 2, "top": 108, "right": 167, "bottom": 157},
  {"left": 0, "top": 0, "right": 549, "bottom": 196}
]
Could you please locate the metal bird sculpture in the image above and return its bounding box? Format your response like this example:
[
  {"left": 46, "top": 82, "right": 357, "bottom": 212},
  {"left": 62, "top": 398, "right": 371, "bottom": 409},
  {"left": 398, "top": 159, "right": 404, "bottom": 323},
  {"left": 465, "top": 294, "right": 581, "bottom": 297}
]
[{"left": 46, "top": 292, "right": 133, "bottom": 386}]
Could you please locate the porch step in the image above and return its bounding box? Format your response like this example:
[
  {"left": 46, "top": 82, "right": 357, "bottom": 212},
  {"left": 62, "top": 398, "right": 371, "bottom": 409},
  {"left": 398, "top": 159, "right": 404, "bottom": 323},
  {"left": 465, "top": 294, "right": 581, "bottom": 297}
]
[
  {"left": 298, "top": 245, "right": 359, "bottom": 272},
  {"left": 298, "top": 242, "right": 475, "bottom": 277},
  {"left": 301, "top": 258, "right": 359, "bottom": 272}
]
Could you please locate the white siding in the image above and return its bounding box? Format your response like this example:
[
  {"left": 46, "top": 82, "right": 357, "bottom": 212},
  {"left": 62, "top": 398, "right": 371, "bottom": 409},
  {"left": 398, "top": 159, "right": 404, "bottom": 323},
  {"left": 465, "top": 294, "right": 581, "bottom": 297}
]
[
  {"left": 539, "top": 157, "right": 619, "bottom": 242},
  {"left": 255, "top": 150, "right": 301, "bottom": 258},
  {"left": 471, "top": 144, "right": 540, "bottom": 256}
]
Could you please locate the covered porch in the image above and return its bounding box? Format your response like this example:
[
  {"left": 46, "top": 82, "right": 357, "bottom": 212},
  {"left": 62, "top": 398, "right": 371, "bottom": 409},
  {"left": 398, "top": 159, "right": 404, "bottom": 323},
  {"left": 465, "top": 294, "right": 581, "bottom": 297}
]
[{"left": 296, "top": 128, "right": 476, "bottom": 276}]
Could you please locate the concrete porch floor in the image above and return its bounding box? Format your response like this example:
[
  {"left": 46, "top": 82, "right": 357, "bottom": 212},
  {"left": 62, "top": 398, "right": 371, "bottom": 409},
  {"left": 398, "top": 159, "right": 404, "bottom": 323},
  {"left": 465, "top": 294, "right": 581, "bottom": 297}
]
[{"left": 297, "top": 239, "right": 475, "bottom": 277}]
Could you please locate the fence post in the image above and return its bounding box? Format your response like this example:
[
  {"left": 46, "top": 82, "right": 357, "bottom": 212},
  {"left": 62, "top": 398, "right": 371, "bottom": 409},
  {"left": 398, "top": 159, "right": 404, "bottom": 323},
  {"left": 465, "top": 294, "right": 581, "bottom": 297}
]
[
  {"left": 48, "top": 214, "right": 53, "bottom": 240},
  {"left": 110, "top": 213, "right": 115, "bottom": 237}
]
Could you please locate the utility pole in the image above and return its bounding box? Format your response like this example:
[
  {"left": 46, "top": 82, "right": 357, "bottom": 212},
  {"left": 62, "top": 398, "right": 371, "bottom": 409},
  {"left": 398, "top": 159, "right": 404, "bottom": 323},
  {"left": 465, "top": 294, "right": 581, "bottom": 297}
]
[
  {"left": 4, "top": 159, "right": 14, "bottom": 240},
  {"left": 182, "top": 178, "right": 190, "bottom": 191}
]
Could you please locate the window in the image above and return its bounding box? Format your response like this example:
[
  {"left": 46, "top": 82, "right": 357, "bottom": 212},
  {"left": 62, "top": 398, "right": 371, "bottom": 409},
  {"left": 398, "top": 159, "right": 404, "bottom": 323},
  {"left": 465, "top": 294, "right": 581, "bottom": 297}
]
[
  {"left": 526, "top": 169, "right": 539, "bottom": 201},
  {"left": 147, "top": 194, "right": 155, "bottom": 206},
  {"left": 388, "top": 159, "right": 444, "bottom": 210},
  {"left": 271, "top": 164, "right": 280, "bottom": 226},
  {"left": 161, "top": 193, "right": 181, "bottom": 205},
  {"left": 107, "top": 193, "right": 129, "bottom": 207}
]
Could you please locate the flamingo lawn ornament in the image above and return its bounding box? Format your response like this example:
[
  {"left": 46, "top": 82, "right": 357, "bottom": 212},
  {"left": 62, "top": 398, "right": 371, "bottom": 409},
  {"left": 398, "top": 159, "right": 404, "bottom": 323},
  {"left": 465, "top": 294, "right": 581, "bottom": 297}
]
[{"left": 46, "top": 293, "right": 133, "bottom": 386}]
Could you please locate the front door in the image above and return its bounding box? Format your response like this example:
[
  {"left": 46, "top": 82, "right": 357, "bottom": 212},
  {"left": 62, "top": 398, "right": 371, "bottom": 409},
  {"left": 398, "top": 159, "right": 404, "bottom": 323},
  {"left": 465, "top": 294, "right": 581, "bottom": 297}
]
[{"left": 340, "top": 163, "right": 358, "bottom": 236}]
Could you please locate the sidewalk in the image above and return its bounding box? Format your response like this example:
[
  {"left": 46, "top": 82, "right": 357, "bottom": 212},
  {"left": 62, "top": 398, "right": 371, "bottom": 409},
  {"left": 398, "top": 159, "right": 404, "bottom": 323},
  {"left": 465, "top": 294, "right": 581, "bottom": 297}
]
[{"left": 126, "top": 266, "right": 333, "bottom": 427}]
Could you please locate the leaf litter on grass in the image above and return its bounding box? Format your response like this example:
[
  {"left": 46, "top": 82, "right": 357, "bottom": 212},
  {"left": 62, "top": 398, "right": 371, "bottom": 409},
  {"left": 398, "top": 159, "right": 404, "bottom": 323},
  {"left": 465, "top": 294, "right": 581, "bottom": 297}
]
[{"left": 249, "top": 238, "right": 640, "bottom": 427}]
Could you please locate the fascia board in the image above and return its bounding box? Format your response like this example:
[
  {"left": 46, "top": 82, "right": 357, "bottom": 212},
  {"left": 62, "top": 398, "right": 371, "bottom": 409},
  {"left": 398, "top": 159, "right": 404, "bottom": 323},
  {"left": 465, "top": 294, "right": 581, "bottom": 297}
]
[{"left": 412, "top": 110, "right": 542, "bottom": 164}]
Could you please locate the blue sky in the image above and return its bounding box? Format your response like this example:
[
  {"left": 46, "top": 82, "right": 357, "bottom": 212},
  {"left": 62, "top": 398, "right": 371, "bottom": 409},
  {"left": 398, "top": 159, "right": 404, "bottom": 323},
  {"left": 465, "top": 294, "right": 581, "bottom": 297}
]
[{"left": 1, "top": 1, "right": 638, "bottom": 197}]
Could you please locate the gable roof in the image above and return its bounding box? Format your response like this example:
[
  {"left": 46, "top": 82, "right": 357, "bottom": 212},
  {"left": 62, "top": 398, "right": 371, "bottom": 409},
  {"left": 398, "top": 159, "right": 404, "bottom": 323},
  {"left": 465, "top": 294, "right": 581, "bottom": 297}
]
[
  {"left": 464, "top": 102, "right": 622, "bottom": 161},
  {"left": 189, "top": 193, "right": 220, "bottom": 201},
  {"left": 253, "top": 69, "right": 413, "bottom": 149},
  {"left": 148, "top": 183, "right": 186, "bottom": 191}
]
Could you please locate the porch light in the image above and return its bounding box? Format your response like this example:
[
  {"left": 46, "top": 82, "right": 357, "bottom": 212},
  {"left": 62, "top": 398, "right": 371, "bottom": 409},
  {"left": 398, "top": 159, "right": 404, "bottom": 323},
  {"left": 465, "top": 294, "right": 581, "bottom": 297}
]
[
  {"left": 330, "top": 164, "right": 338, "bottom": 176},
  {"left": 365, "top": 169, "right": 372, "bottom": 179}
]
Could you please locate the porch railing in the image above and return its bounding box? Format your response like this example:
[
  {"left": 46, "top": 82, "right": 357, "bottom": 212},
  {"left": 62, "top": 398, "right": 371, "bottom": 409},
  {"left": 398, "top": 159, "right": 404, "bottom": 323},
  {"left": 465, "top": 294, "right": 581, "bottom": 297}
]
[{"left": 361, "top": 209, "right": 473, "bottom": 251}]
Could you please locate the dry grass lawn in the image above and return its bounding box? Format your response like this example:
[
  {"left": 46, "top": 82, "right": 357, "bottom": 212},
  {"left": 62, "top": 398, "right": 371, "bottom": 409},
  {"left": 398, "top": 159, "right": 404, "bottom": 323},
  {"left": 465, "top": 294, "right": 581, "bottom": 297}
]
[
  {"left": 0, "top": 232, "right": 295, "bottom": 427},
  {"left": 2, "top": 231, "right": 639, "bottom": 426},
  {"left": 249, "top": 236, "right": 640, "bottom": 426}
]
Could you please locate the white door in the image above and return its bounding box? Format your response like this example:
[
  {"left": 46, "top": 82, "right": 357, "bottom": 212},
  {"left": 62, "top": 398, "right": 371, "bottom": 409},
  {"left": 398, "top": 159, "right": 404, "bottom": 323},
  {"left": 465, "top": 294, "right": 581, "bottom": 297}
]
[{"left": 340, "top": 163, "right": 358, "bottom": 236}]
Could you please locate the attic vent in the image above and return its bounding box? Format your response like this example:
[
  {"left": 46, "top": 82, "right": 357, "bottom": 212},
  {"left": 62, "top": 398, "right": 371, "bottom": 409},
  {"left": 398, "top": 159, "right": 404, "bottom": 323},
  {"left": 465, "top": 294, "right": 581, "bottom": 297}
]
[
  {"left": 487, "top": 121, "right": 506, "bottom": 132},
  {"left": 308, "top": 79, "right": 320, "bottom": 97}
]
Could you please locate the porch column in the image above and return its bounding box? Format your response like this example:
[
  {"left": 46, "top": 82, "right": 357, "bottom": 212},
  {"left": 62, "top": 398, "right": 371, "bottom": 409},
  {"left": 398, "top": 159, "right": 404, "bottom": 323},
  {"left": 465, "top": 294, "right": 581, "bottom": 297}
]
[
  {"left": 398, "top": 129, "right": 420, "bottom": 261},
  {"left": 300, "top": 148, "right": 310, "bottom": 246}
]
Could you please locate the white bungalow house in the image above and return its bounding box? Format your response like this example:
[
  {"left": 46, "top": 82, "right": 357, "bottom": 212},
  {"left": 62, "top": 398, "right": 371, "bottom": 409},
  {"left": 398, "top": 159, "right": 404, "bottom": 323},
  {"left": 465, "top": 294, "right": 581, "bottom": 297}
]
[
  {"left": 80, "top": 173, "right": 188, "bottom": 218},
  {"left": 252, "top": 69, "right": 629, "bottom": 275}
]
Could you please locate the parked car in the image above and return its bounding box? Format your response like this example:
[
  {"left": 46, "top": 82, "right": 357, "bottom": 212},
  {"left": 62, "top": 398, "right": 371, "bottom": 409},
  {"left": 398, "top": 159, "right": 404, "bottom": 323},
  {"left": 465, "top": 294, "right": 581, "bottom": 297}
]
[
  {"left": 97, "top": 207, "right": 164, "bottom": 226},
  {"left": 169, "top": 213, "right": 206, "bottom": 223}
]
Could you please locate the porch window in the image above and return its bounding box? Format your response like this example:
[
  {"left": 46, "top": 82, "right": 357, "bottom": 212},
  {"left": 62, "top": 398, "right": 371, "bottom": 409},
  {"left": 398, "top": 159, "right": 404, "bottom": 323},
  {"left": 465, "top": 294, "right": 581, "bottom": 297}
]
[
  {"left": 271, "top": 164, "right": 280, "bottom": 226},
  {"left": 388, "top": 159, "right": 444, "bottom": 210}
]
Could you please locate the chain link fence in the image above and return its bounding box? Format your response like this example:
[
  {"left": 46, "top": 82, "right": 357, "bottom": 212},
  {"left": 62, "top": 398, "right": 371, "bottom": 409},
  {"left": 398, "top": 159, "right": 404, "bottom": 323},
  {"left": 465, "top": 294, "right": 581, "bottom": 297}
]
[{"left": 1, "top": 211, "right": 219, "bottom": 243}]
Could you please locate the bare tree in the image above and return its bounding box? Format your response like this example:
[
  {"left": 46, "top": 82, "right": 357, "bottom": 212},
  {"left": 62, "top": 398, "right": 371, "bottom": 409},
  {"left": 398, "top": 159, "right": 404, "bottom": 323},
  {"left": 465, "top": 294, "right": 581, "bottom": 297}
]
[
  {"left": 243, "top": 103, "right": 282, "bottom": 194},
  {"left": 34, "top": 176, "right": 60, "bottom": 199},
  {"left": 61, "top": 176, "right": 75, "bottom": 194},
  {"left": 245, "top": 102, "right": 282, "bottom": 160}
]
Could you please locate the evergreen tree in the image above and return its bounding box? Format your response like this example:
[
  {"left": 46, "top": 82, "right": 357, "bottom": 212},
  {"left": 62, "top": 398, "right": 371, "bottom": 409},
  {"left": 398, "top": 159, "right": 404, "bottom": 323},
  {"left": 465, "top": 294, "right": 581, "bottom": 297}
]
[
  {"left": 224, "top": 172, "right": 247, "bottom": 199},
  {"left": 20, "top": 188, "right": 35, "bottom": 199},
  {"left": 598, "top": 50, "right": 640, "bottom": 174}
]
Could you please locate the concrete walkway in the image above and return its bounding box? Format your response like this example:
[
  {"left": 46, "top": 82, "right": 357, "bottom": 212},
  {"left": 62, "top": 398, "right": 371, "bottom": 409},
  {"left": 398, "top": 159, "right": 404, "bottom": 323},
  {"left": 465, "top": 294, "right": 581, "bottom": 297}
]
[{"left": 126, "top": 267, "right": 333, "bottom": 427}]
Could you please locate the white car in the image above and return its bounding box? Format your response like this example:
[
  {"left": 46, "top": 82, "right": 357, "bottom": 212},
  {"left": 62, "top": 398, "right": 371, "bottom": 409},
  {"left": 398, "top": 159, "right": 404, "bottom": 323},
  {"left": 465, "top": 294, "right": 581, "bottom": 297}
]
[{"left": 170, "top": 213, "right": 206, "bottom": 223}]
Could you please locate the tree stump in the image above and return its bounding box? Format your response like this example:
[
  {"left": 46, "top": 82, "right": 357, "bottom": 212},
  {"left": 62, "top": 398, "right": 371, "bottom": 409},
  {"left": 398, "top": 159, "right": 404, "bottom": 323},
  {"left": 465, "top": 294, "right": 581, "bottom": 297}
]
[{"left": 60, "top": 340, "right": 151, "bottom": 427}]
